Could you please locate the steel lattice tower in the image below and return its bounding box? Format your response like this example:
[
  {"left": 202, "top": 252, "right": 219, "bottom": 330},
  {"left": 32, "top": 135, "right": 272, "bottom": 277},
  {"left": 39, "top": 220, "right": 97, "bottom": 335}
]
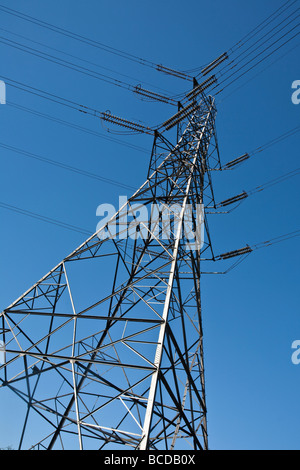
[{"left": 0, "top": 92, "right": 221, "bottom": 450}]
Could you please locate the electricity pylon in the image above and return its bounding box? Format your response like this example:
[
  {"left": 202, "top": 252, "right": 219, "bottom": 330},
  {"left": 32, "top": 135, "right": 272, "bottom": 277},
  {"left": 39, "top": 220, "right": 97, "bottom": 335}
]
[{"left": 0, "top": 91, "right": 220, "bottom": 450}]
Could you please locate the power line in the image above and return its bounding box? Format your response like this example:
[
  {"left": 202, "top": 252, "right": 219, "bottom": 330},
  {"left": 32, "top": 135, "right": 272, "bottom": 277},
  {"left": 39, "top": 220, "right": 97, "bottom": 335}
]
[
  {"left": 216, "top": 38, "right": 300, "bottom": 104},
  {"left": 252, "top": 230, "right": 300, "bottom": 250},
  {"left": 214, "top": 6, "right": 300, "bottom": 83},
  {"left": 216, "top": 229, "right": 300, "bottom": 263},
  {"left": 0, "top": 26, "right": 172, "bottom": 95},
  {"left": 177, "top": 2, "right": 300, "bottom": 104},
  {"left": 170, "top": 5, "right": 300, "bottom": 104},
  {"left": 223, "top": 124, "right": 300, "bottom": 170},
  {"left": 228, "top": 0, "right": 298, "bottom": 54},
  {"left": 5, "top": 96, "right": 300, "bottom": 176},
  {"left": 247, "top": 168, "right": 300, "bottom": 195},
  {"left": 1, "top": 5, "right": 298, "bottom": 218},
  {"left": 221, "top": 227, "right": 300, "bottom": 272},
  {"left": 182, "top": 0, "right": 298, "bottom": 80},
  {"left": 0, "top": 140, "right": 137, "bottom": 191},
  {"left": 2, "top": 3, "right": 298, "bottom": 133},
  {"left": 0, "top": 33, "right": 174, "bottom": 105},
  {"left": 0, "top": 4, "right": 158, "bottom": 69},
  {"left": 0, "top": 35, "right": 136, "bottom": 93},
  {"left": 7, "top": 101, "right": 150, "bottom": 154},
  {"left": 230, "top": 7, "right": 299, "bottom": 65},
  {"left": 3, "top": 0, "right": 296, "bottom": 89},
  {"left": 249, "top": 125, "right": 300, "bottom": 156},
  {"left": 2, "top": 75, "right": 156, "bottom": 135},
  {"left": 3, "top": 75, "right": 96, "bottom": 114},
  {"left": 0, "top": 33, "right": 177, "bottom": 106},
  {"left": 216, "top": 167, "right": 300, "bottom": 211},
  {"left": 4, "top": 109, "right": 299, "bottom": 213},
  {"left": 186, "top": 14, "right": 300, "bottom": 102},
  {"left": 214, "top": 19, "right": 300, "bottom": 94},
  {"left": 1, "top": 197, "right": 298, "bottom": 261},
  {"left": 217, "top": 0, "right": 298, "bottom": 74},
  {"left": 0, "top": 3, "right": 192, "bottom": 80},
  {"left": 2, "top": 0, "right": 298, "bottom": 108},
  {"left": 0, "top": 200, "right": 92, "bottom": 236}
]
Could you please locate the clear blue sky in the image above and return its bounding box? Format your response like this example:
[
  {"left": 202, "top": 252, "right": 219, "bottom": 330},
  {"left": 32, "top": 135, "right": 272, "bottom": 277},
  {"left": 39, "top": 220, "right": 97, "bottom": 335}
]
[{"left": 0, "top": 0, "right": 299, "bottom": 450}]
